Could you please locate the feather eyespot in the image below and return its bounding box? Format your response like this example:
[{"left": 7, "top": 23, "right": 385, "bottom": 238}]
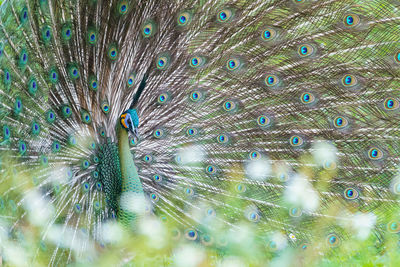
[
  {"left": 156, "top": 54, "right": 170, "bottom": 70},
  {"left": 333, "top": 116, "right": 348, "bottom": 129},
  {"left": 177, "top": 11, "right": 192, "bottom": 26},
  {"left": 298, "top": 44, "right": 314, "bottom": 57},
  {"left": 127, "top": 73, "right": 135, "bottom": 87},
  {"left": 217, "top": 133, "right": 229, "bottom": 144},
  {"left": 217, "top": 9, "right": 233, "bottom": 22},
  {"left": 290, "top": 135, "right": 304, "bottom": 147},
  {"left": 326, "top": 233, "right": 340, "bottom": 247},
  {"left": 235, "top": 183, "right": 246, "bottom": 193},
  {"left": 157, "top": 93, "right": 170, "bottom": 104},
  {"left": 101, "top": 101, "right": 110, "bottom": 114},
  {"left": 257, "top": 115, "right": 270, "bottom": 127},
  {"left": 265, "top": 74, "right": 279, "bottom": 87},
  {"left": 341, "top": 74, "right": 357, "bottom": 87},
  {"left": 108, "top": 45, "right": 118, "bottom": 61},
  {"left": 153, "top": 129, "right": 164, "bottom": 138},
  {"left": 343, "top": 188, "right": 359, "bottom": 200},
  {"left": 150, "top": 193, "right": 159, "bottom": 202},
  {"left": 153, "top": 174, "right": 162, "bottom": 183},
  {"left": 206, "top": 165, "right": 217, "bottom": 174},
  {"left": 185, "top": 229, "right": 198, "bottom": 240},
  {"left": 261, "top": 28, "right": 276, "bottom": 41},
  {"left": 19, "top": 140, "right": 27, "bottom": 155},
  {"left": 301, "top": 92, "right": 315, "bottom": 104},
  {"left": 344, "top": 14, "right": 360, "bottom": 27},
  {"left": 368, "top": 147, "right": 383, "bottom": 160},
  {"left": 226, "top": 58, "right": 240, "bottom": 71},
  {"left": 142, "top": 21, "right": 156, "bottom": 38},
  {"left": 186, "top": 127, "right": 198, "bottom": 137},
  {"left": 289, "top": 207, "right": 302, "bottom": 217},
  {"left": 249, "top": 151, "right": 261, "bottom": 160},
  {"left": 387, "top": 221, "right": 400, "bottom": 233},
  {"left": 384, "top": 98, "right": 399, "bottom": 110}
]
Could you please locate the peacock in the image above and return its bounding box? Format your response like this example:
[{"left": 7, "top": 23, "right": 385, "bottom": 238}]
[{"left": 0, "top": 0, "right": 400, "bottom": 265}]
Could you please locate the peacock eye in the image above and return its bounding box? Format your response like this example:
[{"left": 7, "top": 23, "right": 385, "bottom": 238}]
[
  {"left": 289, "top": 207, "right": 302, "bottom": 217},
  {"left": 157, "top": 93, "right": 170, "bottom": 104},
  {"left": 217, "top": 133, "right": 229, "bottom": 144},
  {"left": 261, "top": 28, "right": 276, "bottom": 41},
  {"left": 153, "top": 174, "right": 162, "bottom": 182},
  {"left": 368, "top": 147, "right": 383, "bottom": 160},
  {"left": 108, "top": 45, "right": 118, "bottom": 60},
  {"left": 257, "top": 115, "right": 271, "bottom": 127},
  {"left": 326, "top": 233, "right": 340, "bottom": 247},
  {"left": 384, "top": 98, "right": 399, "bottom": 110},
  {"left": 185, "top": 229, "right": 198, "bottom": 240},
  {"left": 395, "top": 50, "right": 400, "bottom": 63},
  {"left": 344, "top": 187, "right": 359, "bottom": 200},
  {"left": 153, "top": 128, "right": 164, "bottom": 138},
  {"left": 217, "top": 9, "right": 233, "bottom": 22},
  {"left": 249, "top": 151, "right": 261, "bottom": 160},
  {"left": 189, "top": 90, "right": 203, "bottom": 102},
  {"left": 387, "top": 220, "right": 400, "bottom": 233},
  {"left": 247, "top": 210, "right": 260, "bottom": 222},
  {"left": 223, "top": 100, "right": 237, "bottom": 112},
  {"left": 186, "top": 127, "right": 198, "bottom": 137},
  {"left": 150, "top": 192, "right": 159, "bottom": 202},
  {"left": 142, "top": 21, "right": 156, "bottom": 37},
  {"left": 344, "top": 14, "right": 360, "bottom": 27},
  {"left": 298, "top": 44, "right": 314, "bottom": 57},
  {"left": 265, "top": 74, "right": 279, "bottom": 87},
  {"left": 290, "top": 135, "right": 304, "bottom": 147},
  {"left": 101, "top": 101, "right": 110, "bottom": 114},
  {"left": 118, "top": 1, "right": 129, "bottom": 15},
  {"left": 301, "top": 92, "right": 315, "bottom": 104},
  {"left": 333, "top": 116, "right": 348, "bottom": 129},
  {"left": 206, "top": 164, "right": 217, "bottom": 174},
  {"left": 156, "top": 54, "right": 170, "bottom": 70},
  {"left": 177, "top": 11, "right": 192, "bottom": 26},
  {"left": 341, "top": 74, "right": 357, "bottom": 87},
  {"left": 127, "top": 73, "right": 135, "bottom": 87},
  {"left": 226, "top": 58, "right": 240, "bottom": 71},
  {"left": 189, "top": 56, "right": 206, "bottom": 68},
  {"left": 235, "top": 183, "right": 246, "bottom": 193}
]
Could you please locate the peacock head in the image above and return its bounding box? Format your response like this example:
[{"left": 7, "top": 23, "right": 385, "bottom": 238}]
[{"left": 120, "top": 109, "right": 139, "bottom": 137}]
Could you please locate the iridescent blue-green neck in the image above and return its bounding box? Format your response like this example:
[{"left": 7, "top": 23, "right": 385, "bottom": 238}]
[{"left": 117, "top": 122, "right": 144, "bottom": 227}]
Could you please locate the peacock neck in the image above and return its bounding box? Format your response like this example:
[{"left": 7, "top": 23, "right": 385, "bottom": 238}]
[{"left": 116, "top": 122, "right": 144, "bottom": 226}]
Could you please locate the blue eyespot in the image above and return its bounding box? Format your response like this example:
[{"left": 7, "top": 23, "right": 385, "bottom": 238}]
[
  {"left": 265, "top": 74, "right": 279, "bottom": 87},
  {"left": 326, "top": 234, "right": 340, "bottom": 247},
  {"left": 223, "top": 100, "right": 236, "bottom": 112},
  {"left": 206, "top": 165, "right": 217, "bottom": 174},
  {"left": 153, "top": 129, "right": 164, "bottom": 138},
  {"left": 189, "top": 90, "right": 203, "bottom": 102},
  {"left": 235, "top": 183, "right": 246, "bottom": 193},
  {"left": 333, "top": 116, "right": 348, "bottom": 129},
  {"left": 217, "top": 133, "right": 229, "bottom": 144},
  {"left": 289, "top": 207, "right": 302, "bottom": 217},
  {"left": 341, "top": 74, "right": 357, "bottom": 87},
  {"left": 153, "top": 174, "right": 162, "bottom": 182},
  {"left": 298, "top": 44, "right": 314, "bottom": 57},
  {"left": 384, "top": 98, "right": 399, "bottom": 110},
  {"left": 150, "top": 192, "right": 159, "bottom": 202},
  {"left": 368, "top": 147, "right": 383, "bottom": 160},
  {"left": 344, "top": 187, "right": 359, "bottom": 200},
  {"left": 185, "top": 229, "right": 198, "bottom": 240},
  {"left": 290, "top": 135, "right": 304, "bottom": 147},
  {"left": 249, "top": 151, "right": 260, "bottom": 160},
  {"left": 157, "top": 93, "right": 169, "bottom": 104},
  {"left": 257, "top": 115, "right": 271, "bottom": 127},
  {"left": 387, "top": 220, "right": 400, "bottom": 233},
  {"left": 226, "top": 59, "right": 240, "bottom": 70}
]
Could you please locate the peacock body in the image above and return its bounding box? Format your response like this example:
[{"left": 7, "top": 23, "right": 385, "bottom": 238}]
[{"left": 0, "top": 0, "right": 400, "bottom": 265}]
